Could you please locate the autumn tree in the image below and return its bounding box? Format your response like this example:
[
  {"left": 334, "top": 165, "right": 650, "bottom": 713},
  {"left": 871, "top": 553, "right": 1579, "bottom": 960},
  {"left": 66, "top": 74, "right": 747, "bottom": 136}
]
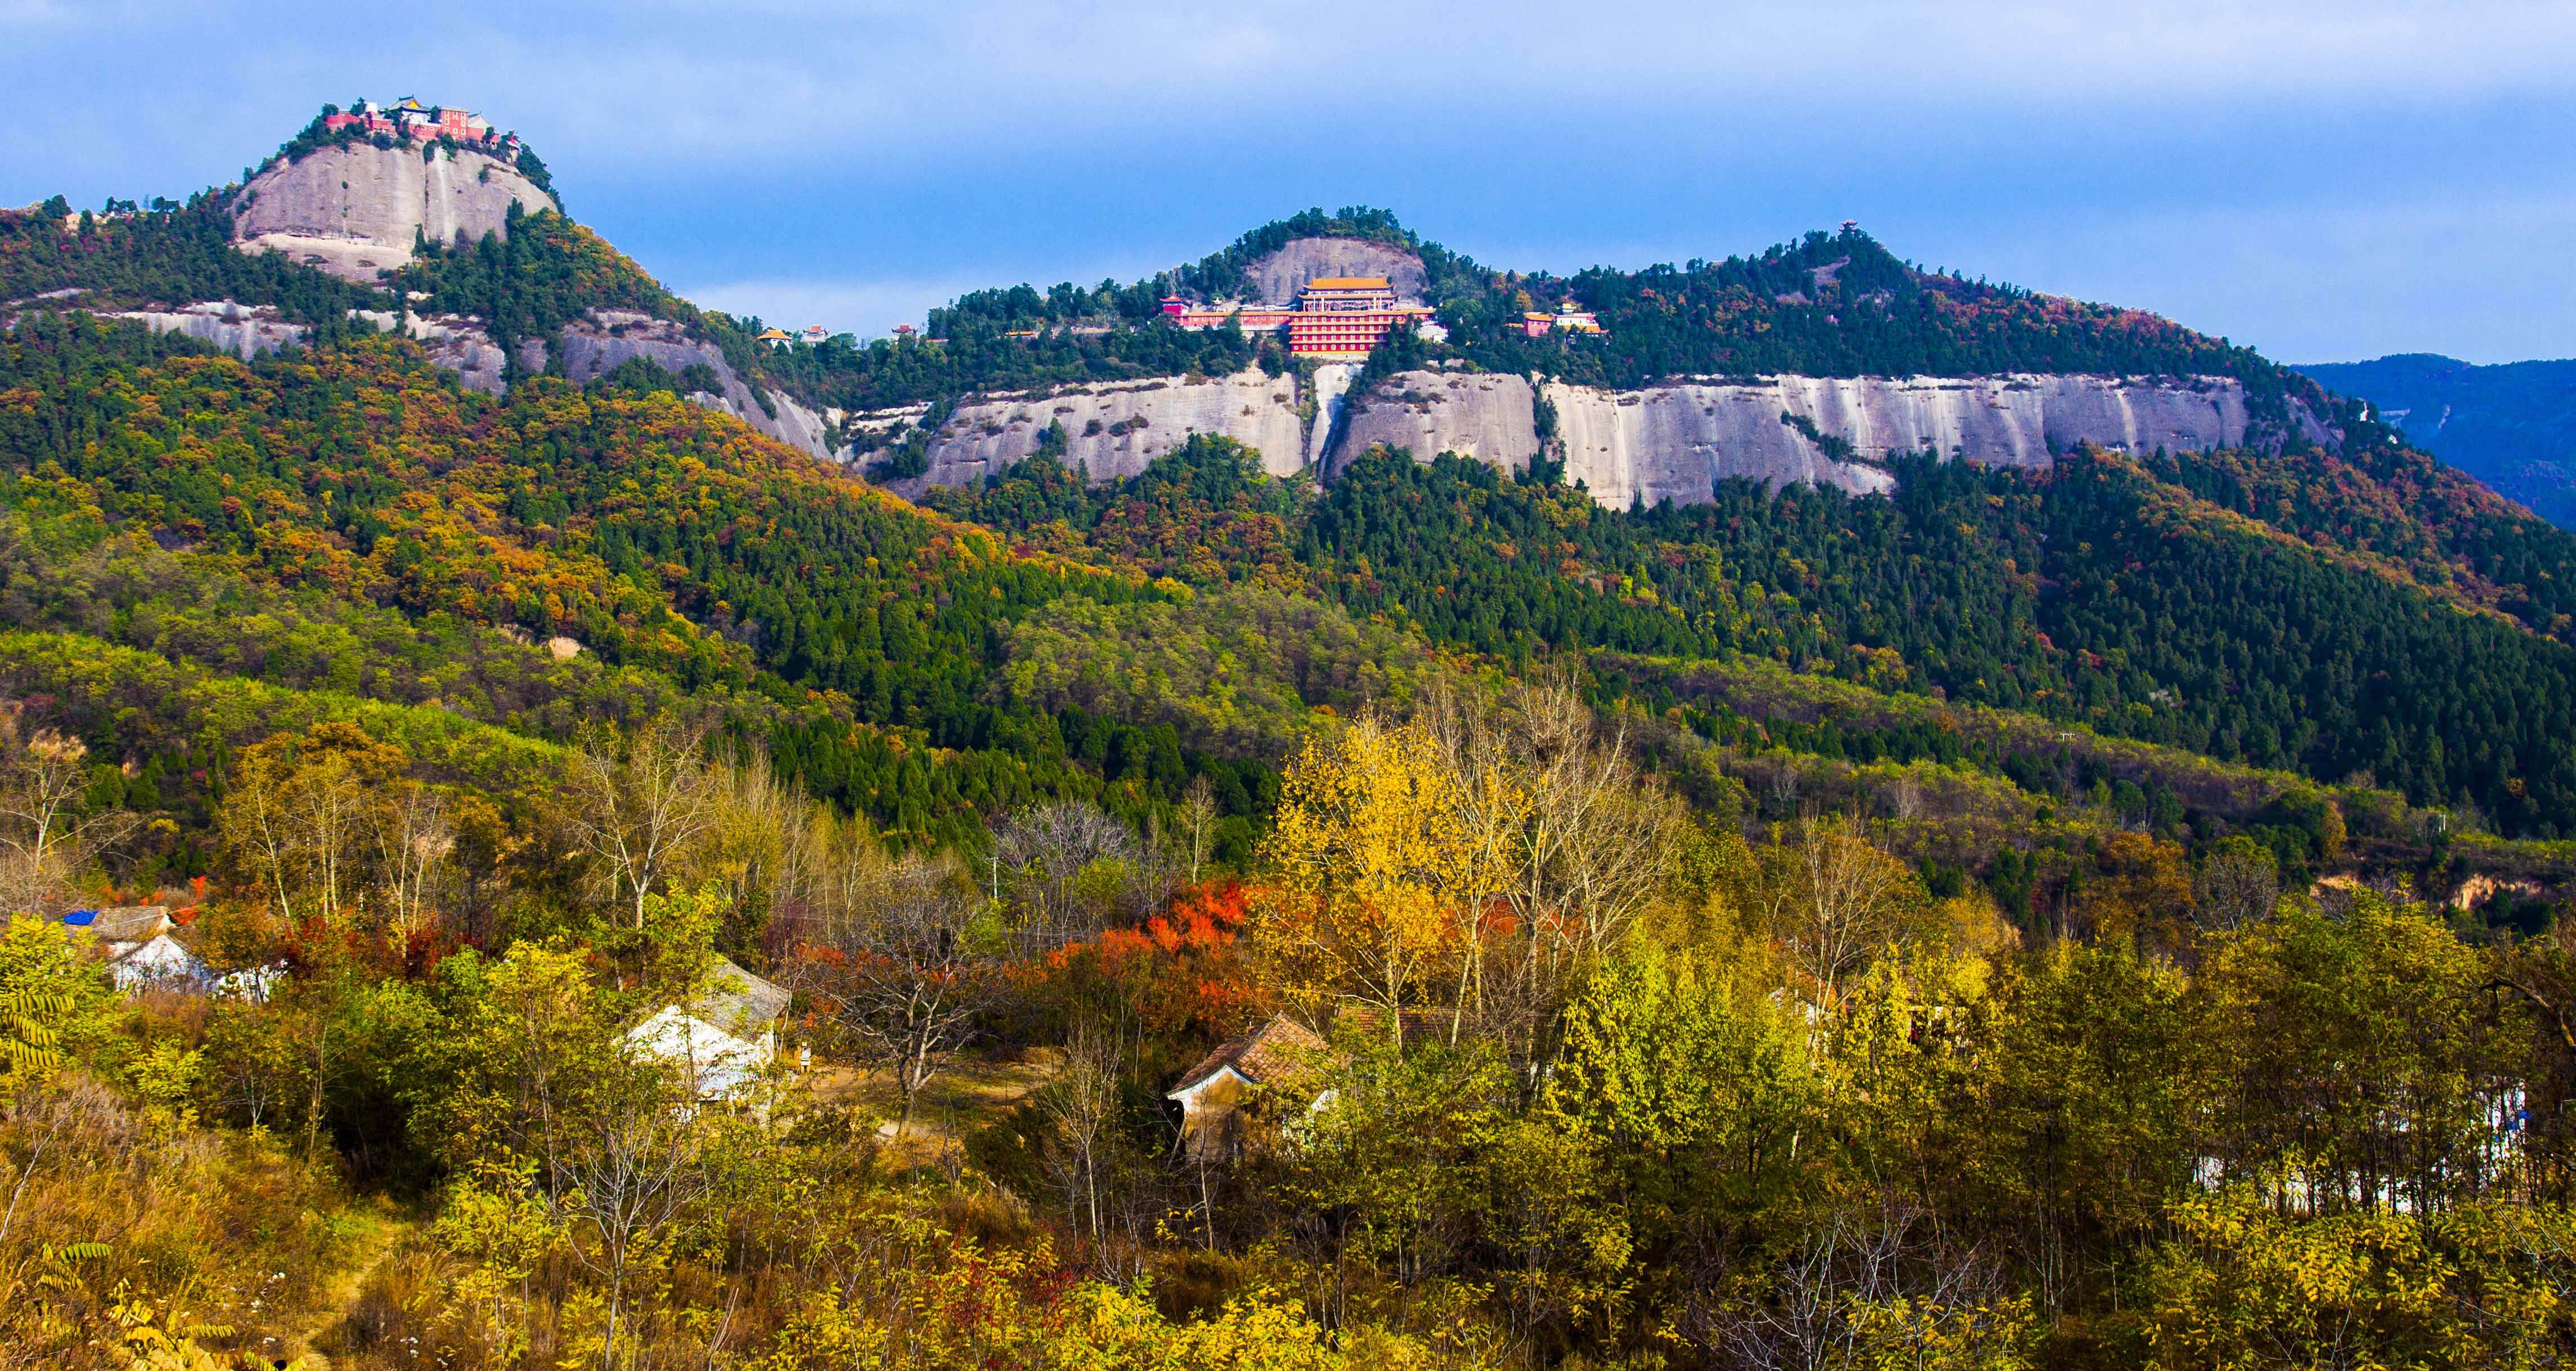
[
  {"left": 0, "top": 720, "right": 136, "bottom": 916},
  {"left": 1258, "top": 715, "right": 1494, "bottom": 1047},
  {"left": 1422, "top": 675, "right": 1683, "bottom": 1063},
  {"left": 1746, "top": 815, "right": 1935, "bottom": 1010},
  {"left": 218, "top": 721, "right": 408, "bottom": 927},
  {"left": 561, "top": 716, "right": 721, "bottom": 932},
  {"left": 785, "top": 836, "right": 1000, "bottom": 1135}
]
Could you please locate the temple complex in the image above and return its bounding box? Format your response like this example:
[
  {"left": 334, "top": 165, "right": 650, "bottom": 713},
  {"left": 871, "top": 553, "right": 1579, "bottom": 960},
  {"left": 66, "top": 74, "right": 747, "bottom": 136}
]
[{"left": 1161, "top": 275, "right": 1438, "bottom": 358}]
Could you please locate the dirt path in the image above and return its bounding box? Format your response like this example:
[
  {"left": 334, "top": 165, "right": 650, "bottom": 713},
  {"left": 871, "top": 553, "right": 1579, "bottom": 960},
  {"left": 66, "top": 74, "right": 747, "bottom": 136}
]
[{"left": 280, "top": 1204, "right": 414, "bottom": 1369}]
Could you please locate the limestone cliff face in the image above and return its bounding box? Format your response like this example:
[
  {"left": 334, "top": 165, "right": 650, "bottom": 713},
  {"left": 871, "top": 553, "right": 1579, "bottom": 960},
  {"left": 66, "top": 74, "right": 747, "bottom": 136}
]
[
  {"left": 1244, "top": 238, "right": 1427, "bottom": 305},
  {"left": 233, "top": 142, "right": 554, "bottom": 282},
  {"left": 555, "top": 310, "right": 846, "bottom": 460},
  {"left": 1335, "top": 370, "right": 1541, "bottom": 475},
  {"left": 106, "top": 300, "right": 513, "bottom": 392},
  {"left": 1332, "top": 369, "right": 2267, "bottom": 504},
  {"left": 105, "top": 301, "right": 307, "bottom": 361},
  {"left": 896, "top": 370, "right": 1310, "bottom": 489}
]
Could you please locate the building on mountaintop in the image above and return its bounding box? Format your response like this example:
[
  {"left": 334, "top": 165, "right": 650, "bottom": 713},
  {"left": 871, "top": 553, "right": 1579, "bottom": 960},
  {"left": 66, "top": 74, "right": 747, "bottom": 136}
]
[
  {"left": 756, "top": 328, "right": 794, "bottom": 350},
  {"left": 1517, "top": 300, "right": 1603, "bottom": 338},
  {"left": 1162, "top": 275, "right": 1438, "bottom": 358},
  {"left": 1167, "top": 1014, "right": 1329, "bottom": 1162},
  {"left": 320, "top": 98, "right": 518, "bottom": 150},
  {"left": 797, "top": 325, "right": 831, "bottom": 345}
]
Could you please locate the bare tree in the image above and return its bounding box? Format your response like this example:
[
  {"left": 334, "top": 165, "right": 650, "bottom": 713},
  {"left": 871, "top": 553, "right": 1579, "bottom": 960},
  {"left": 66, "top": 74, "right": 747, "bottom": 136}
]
[
  {"left": 1178, "top": 776, "right": 1220, "bottom": 886},
  {"left": 543, "top": 1052, "right": 726, "bottom": 1371},
  {"left": 786, "top": 846, "right": 997, "bottom": 1135},
  {"left": 0, "top": 724, "right": 136, "bottom": 916},
  {"left": 563, "top": 717, "right": 721, "bottom": 931},
  {"left": 1770, "top": 815, "right": 1928, "bottom": 1009},
  {"left": 1693, "top": 1203, "right": 2016, "bottom": 1371},
  {"left": 2194, "top": 837, "right": 2281, "bottom": 932},
  {"left": 372, "top": 781, "right": 456, "bottom": 943},
  {"left": 1039, "top": 1032, "right": 1120, "bottom": 1268},
  {"left": 992, "top": 801, "right": 1147, "bottom": 954}
]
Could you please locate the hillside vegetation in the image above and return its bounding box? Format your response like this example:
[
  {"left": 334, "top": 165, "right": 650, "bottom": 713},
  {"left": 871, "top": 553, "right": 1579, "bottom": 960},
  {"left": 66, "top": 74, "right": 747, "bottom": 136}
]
[{"left": 10, "top": 156, "right": 2576, "bottom": 1370}]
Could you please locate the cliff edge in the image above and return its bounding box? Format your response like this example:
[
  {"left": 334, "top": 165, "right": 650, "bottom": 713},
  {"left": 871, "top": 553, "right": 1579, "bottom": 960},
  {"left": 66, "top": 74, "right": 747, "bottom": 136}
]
[{"left": 233, "top": 142, "right": 554, "bottom": 282}]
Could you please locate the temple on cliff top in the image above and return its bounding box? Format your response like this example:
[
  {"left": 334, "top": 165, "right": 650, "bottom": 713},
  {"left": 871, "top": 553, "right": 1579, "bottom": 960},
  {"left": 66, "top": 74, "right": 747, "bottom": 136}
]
[
  {"left": 1159, "top": 274, "right": 1443, "bottom": 358},
  {"left": 322, "top": 97, "right": 519, "bottom": 152}
]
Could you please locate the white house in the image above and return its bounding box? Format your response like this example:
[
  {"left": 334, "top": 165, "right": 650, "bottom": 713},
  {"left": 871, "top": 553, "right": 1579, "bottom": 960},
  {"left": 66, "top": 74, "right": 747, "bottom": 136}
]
[
  {"left": 106, "top": 933, "right": 210, "bottom": 993},
  {"left": 625, "top": 956, "right": 791, "bottom": 1102}
]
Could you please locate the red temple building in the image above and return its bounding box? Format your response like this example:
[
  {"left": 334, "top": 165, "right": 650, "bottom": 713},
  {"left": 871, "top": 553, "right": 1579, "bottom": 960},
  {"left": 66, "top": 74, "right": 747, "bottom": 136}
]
[
  {"left": 1162, "top": 275, "right": 1438, "bottom": 357},
  {"left": 320, "top": 98, "right": 516, "bottom": 151}
]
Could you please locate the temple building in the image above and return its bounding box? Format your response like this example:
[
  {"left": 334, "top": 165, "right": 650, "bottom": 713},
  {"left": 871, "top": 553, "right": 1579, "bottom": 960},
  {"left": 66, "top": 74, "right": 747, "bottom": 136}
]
[
  {"left": 320, "top": 97, "right": 518, "bottom": 151},
  {"left": 1161, "top": 275, "right": 1437, "bottom": 358},
  {"left": 1517, "top": 298, "right": 1604, "bottom": 338}
]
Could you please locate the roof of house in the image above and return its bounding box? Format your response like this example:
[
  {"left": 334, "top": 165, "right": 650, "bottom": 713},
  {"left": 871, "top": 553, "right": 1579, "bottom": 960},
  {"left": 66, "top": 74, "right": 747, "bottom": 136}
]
[
  {"left": 1169, "top": 1014, "right": 1327, "bottom": 1097},
  {"left": 1304, "top": 276, "right": 1391, "bottom": 291},
  {"left": 64, "top": 905, "right": 172, "bottom": 941},
  {"left": 694, "top": 956, "right": 790, "bottom": 1038}
]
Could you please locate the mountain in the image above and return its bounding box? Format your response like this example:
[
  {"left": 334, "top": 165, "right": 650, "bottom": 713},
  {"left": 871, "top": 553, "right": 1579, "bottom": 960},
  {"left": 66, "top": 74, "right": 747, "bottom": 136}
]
[
  {"left": 17, "top": 99, "right": 2576, "bottom": 1370},
  {"left": 2300, "top": 352, "right": 2576, "bottom": 528}
]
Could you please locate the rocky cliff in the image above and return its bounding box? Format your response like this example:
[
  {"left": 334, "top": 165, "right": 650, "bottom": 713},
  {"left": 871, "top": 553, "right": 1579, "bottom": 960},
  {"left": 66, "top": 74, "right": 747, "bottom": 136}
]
[
  {"left": 104, "top": 301, "right": 309, "bottom": 361},
  {"left": 876, "top": 366, "right": 2296, "bottom": 506},
  {"left": 233, "top": 142, "right": 554, "bottom": 282},
  {"left": 102, "top": 300, "right": 840, "bottom": 450},
  {"left": 1338, "top": 369, "right": 2280, "bottom": 504},
  {"left": 1245, "top": 238, "right": 1427, "bottom": 305},
  {"left": 1335, "top": 370, "right": 1541, "bottom": 475},
  {"left": 553, "top": 310, "right": 847, "bottom": 461},
  {"left": 105, "top": 300, "right": 513, "bottom": 391},
  {"left": 890, "top": 370, "right": 1311, "bottom": 490}
]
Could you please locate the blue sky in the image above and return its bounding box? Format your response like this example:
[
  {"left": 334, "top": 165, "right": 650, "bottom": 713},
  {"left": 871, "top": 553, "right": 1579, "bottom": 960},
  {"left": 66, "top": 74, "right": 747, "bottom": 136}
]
[{"left": 6, "top": 0, "right": 2573, "bottom": 363}]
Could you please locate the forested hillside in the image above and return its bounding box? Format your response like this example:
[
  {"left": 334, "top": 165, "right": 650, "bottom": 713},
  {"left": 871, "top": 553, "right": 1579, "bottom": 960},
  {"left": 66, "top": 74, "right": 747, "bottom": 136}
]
[
  {"left": 2302, "top": 352, "right": 2576, "bottom": 529},
  {"left": 12, "top": 144, "right": 2576, "bottom": 1370}
]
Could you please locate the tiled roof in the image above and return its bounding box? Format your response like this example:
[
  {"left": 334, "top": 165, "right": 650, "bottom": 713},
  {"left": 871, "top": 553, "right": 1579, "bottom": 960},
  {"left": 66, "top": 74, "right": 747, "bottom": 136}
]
[
  {"left": 1170, "top": 1014, "right": 1327, "bottom": 1096},
  {"left": 64, "top": 906, "right": 172, "bottom": 941},
  {"left": 1304, "top": 276, "right": 1391, "bottom": 291},
  {"left": 694, "top": 956, "right": 790, "bottom": 1038}
]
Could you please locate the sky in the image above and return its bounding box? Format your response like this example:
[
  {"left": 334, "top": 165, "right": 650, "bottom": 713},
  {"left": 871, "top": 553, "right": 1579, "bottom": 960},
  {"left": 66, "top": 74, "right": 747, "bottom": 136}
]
[{"left": 5, "top": 0, "right": 2574, "bottom": 364}]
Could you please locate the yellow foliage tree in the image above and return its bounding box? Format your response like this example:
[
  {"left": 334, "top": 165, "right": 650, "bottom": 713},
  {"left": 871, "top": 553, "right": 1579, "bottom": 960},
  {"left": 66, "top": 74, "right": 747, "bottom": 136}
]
[{"left": 1258, "top": 717, "right": 1494, "bottom": 1047}]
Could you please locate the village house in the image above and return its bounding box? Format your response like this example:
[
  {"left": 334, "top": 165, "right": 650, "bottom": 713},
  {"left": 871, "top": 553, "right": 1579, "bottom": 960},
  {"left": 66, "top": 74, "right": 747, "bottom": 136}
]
[
  {"left": 60, "top": 905, "right": 211, "bottom": 993},
  {"left": 625, "top": 955, "right": 792, "bottom": 1102},
  {"left": 60, "top": 904, "right": 173, "bottom": 943},
  {"left": 1165, "top": 1014, "right": 1328, "bottom": 1162}
]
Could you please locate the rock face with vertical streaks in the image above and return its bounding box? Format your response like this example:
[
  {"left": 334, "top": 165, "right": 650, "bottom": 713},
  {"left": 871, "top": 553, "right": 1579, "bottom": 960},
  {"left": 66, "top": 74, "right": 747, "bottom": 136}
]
[
  {"left": 1335, "top": 369, "right": 2272, "bottom": 504},
  {"left": 233, "top": 142, "right": 554, "bottom": 282},
  {"left": 896, "top": 370, "right": 1312, "bottom": 490}
]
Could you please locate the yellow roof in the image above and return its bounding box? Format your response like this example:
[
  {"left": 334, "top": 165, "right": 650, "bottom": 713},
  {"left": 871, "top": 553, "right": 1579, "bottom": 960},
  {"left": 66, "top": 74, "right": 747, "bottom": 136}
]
[
  {"left": 756, "top": 328, "right": 791, "bottom": 340},
  {"left": 1305, "top": 276, "right": 1390, "bottom": 291}
]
